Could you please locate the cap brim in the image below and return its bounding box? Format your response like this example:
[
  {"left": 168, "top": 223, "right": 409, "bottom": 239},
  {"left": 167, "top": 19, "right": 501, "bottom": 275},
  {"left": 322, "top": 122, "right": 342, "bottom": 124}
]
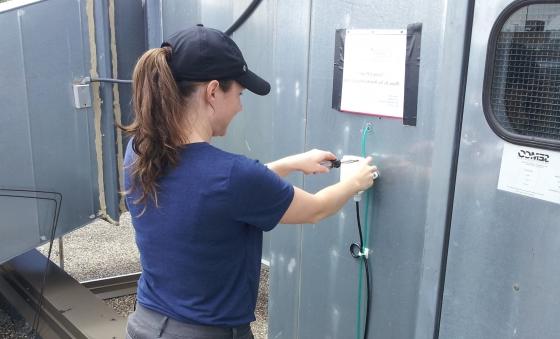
[{"left": 235, "top": 69, "right": 270, "bottom": 96}]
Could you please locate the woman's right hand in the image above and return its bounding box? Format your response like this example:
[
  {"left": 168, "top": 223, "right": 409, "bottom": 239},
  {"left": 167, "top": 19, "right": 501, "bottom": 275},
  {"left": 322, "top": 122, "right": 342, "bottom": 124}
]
[
  {"left": 280, "top": 156, "right": 379, "bottom": 225},
  {"left": 347, "top": 156, "right": 378, "bottom": 193}
]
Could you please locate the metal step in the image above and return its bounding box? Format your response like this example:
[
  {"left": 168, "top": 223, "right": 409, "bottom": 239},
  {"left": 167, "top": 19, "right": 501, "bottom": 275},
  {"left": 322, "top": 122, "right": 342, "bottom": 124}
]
[
  {"left": 82, "top": 272, "right": 140, "bottom": 300},
  {"left": 0, "top": 249, "right": 129, "bottom": 339}
]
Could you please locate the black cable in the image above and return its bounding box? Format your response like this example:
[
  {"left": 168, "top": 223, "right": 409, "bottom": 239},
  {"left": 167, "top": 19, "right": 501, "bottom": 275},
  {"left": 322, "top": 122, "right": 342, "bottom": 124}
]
[
  {"left": 350, "top": 201, "right": 371, "bottom": 339},
  {"left": 0, "top": 189, "right": 62, "bottom": 338},
  {"left": 82, "top": 0, "right": 263, "bottom": 88},
  {"left": 224, "top": 0, "right": 263, "bottom": 36},
  {"left": 363, "top": 257, "right": 371, "bottom": 339},
  {"left": 355, "top": 202, "right": 364, "bottom": 248},
  {"left": 80, "top": 1, "right": 263, "bottom": 87}
]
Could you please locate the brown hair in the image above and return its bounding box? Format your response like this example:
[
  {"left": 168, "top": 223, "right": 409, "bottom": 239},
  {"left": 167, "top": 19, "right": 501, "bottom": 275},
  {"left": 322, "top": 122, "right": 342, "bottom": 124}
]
[{"left": 121, "top": 46, "right": 232, "bottom": 214}]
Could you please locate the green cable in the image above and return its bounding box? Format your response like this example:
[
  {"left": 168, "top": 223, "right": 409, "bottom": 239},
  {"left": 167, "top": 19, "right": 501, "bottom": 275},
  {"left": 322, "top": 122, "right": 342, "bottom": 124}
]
[
  {"left": 355, "top": 123, "right": 373, "bottom": 339},
  {"left": 361, "top": 125, "right": 373, "bottom": 256}
]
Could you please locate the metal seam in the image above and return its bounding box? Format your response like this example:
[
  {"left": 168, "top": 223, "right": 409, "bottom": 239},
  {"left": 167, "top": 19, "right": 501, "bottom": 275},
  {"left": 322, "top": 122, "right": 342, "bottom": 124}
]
[{"left": 86, "top": 0, "right": 107, "bottom": 218}]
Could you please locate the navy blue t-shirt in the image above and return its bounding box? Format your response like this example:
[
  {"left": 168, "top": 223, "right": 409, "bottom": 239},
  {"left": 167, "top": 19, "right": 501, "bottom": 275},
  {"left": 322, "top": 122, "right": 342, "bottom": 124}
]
[{"left": 124, "top": 141, "right": 294, "bottom": 326}]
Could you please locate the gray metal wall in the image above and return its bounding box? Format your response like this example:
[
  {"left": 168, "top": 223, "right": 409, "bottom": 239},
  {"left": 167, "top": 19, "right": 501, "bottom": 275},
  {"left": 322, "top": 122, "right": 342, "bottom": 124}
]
[
  {"left": 300, "top": 1, "right": 468, "bottom": 338},
  {"left": 0, "top": 0, "right": 100, "bottom": 263},
  {"left": 4, "top": 0, "right": 558, "bottom": 338},
  {"left": 439, "top": 1, "right": 560, "bottom": 338},
  {"left": 149, "top": 1, "right": 470, "bottom": 338},
  {"left": 0, "top": 0, "right": 142, "bottom": 264}
]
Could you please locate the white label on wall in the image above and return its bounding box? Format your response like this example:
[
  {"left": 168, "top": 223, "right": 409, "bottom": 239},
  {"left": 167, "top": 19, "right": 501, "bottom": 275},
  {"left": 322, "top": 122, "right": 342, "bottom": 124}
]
[
  {"left": 340, "top": 29, "right": 407, "bottom": 119},
  {"left": 498, "top": 143, "right": 560, "bottom": 205}
]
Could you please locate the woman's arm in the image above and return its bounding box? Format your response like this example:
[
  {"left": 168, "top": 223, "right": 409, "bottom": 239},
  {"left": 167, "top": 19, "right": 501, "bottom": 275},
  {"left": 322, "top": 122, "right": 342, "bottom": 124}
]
[
  {"left": 280, "top": 157, "right": 377, "bottom": 224},
  {"left": 265, "top": 156, "right": 297, "bottom": 177},
  {"left": 266, "top": 149, "right": 336, "bottom": 177}
]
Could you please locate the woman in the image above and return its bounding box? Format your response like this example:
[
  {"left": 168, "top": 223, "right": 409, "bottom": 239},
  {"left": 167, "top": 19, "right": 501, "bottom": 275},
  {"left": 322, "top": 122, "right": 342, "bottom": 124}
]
[{"left": 123, "top": 25, "right": 377, "bottom": 339}]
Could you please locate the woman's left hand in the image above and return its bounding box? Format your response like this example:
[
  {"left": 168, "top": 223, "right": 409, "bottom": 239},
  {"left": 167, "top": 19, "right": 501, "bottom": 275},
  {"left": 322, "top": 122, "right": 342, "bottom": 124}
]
[{"left": 291, "top": 149, "right": 337, "bottom": 175}]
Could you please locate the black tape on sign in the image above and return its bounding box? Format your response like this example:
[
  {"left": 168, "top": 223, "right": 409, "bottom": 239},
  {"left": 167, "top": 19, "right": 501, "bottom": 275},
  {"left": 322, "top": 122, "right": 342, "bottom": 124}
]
[
  {"left": 331, "top": 25, "right": 422, "bottom": 126},
  {"left": 332, "top": 29, "right": 346, "bottom": 111},
  {"left": 403, "top": 23, "right": 422, "bottom": 126}
]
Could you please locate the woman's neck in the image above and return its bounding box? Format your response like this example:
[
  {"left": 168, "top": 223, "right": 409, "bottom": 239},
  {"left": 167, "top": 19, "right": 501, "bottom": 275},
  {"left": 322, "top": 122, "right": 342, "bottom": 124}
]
[
  {"left": 185, "top": 132, "right": 210, "bottom": 143},
  {"left": 183, "top": 109, "right": 212, "bottom": 144}
]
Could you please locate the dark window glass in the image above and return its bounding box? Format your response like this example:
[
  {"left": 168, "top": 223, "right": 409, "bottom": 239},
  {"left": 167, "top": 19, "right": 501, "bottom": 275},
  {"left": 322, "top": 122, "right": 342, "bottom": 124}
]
[{"left": 487, "top": 3, "right": 560, "bottom": 148}]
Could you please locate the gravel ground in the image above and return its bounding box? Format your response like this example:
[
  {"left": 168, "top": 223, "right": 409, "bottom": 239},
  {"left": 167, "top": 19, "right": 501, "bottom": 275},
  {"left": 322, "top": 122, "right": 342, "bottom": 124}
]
[
  {"left": 0, "top": 293, "right": 34, "bottom": 339},
  {"left": 0, "top": 212, "right": 269, "bottom": 339}
]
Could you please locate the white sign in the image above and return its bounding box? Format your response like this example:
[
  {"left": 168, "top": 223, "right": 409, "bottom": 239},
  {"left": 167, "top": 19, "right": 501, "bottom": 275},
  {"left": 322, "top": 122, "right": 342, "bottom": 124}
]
[
  {"left": 497, "top": 143, "right": 560, "bottom": 205},
  {"left": 340, "top": 29, "right": 407, "bottom": 119}
]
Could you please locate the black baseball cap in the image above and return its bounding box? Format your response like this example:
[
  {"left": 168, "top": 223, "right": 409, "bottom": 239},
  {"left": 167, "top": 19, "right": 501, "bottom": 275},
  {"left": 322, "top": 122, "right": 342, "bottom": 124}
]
[{"left": 161, "top": 24, "right": 270, "bottom": 96}]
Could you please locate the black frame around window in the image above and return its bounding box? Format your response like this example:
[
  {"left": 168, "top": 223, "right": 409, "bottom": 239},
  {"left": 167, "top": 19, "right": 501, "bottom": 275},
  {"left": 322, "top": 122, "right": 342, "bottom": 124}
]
[{"left": 483, "top": 0, "right": 560, "bottom": 150}]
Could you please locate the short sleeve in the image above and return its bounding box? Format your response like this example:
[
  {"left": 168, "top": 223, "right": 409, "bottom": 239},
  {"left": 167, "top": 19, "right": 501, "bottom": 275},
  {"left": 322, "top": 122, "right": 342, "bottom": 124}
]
[{"left": 228, "top": 157, "right": 294, "bottom": 231}]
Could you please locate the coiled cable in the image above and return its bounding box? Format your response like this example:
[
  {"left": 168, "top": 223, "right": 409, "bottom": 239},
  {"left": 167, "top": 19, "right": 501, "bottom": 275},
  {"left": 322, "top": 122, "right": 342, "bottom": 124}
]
[{"left": 350, "top": 201, "right": 371, "bottom": 339}]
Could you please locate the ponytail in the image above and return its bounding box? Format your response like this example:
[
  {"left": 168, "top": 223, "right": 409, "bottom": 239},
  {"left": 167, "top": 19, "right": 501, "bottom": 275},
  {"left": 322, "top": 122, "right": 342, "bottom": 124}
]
[
  {"left": 121, "top": 46, "right": 235, "bottom": 214},
  {"left": 122, "top": 46, "right": 189, "bottom": 212}
]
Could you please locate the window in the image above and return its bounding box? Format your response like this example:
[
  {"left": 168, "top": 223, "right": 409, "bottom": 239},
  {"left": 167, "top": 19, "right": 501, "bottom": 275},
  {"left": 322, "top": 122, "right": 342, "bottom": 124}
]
[{"left": 484, "top": 1, "right": 560, "bottom": 150}]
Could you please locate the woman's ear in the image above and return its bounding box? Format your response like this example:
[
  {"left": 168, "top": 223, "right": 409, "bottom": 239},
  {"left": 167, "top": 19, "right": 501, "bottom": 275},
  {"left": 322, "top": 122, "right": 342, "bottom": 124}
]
[{"left": 205, "top": 80, "right": 220, "bottom": 103}]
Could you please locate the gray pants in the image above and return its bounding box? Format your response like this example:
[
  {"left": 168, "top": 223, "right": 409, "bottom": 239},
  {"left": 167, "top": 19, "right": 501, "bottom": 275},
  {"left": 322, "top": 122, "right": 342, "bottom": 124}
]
[{"left": 126, "top": 304, "right": 254, "bottom": 339}]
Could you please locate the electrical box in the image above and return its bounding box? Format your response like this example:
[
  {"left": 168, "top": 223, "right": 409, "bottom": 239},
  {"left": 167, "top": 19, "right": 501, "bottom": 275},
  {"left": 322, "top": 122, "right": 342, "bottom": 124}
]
[{"left": 73, "top": 83, "right": 91, "bottom": 109}]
